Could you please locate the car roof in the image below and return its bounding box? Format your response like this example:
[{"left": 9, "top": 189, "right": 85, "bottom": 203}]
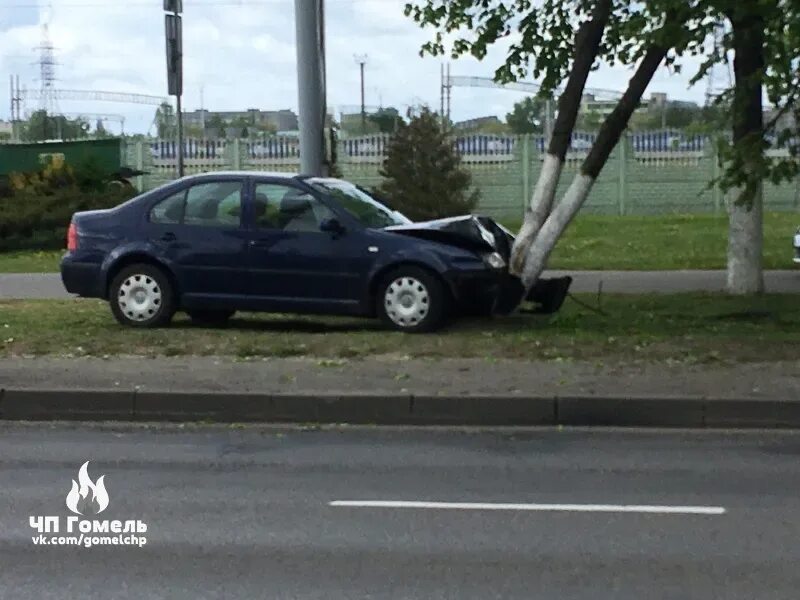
[{"left": 177, "top": 170, "right": 302, "bottom": 181}]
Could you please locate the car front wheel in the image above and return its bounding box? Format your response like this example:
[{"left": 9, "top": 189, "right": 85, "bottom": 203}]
[
  {"left": 109, "top": 264, "right": 176, "bottom": 328},
  {"left": 377, "top": 267, "right": 447, "bottom": 333}
]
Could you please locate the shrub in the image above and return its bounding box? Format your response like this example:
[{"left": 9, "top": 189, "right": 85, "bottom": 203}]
[
  {"left": 0, "top": 157, "right": 134, "bottom": 251},
  {"left": 0, "top": 187, "right": 136, "bottom": 251},
  {"left": 376, "top": 107, "right": 479, "bottom": 221}
]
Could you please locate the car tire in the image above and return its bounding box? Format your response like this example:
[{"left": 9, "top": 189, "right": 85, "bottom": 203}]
[
  {"left": 109, "top": 263, "right": 176, "bottom": 328},
  {"left": 377, "top": 266, "right": 447, "bottom": 333},
  {"left": 187, "top": 309, "right": 235, "bottom": 325}
]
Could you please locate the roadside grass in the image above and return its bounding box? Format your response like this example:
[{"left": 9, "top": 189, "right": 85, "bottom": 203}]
[
  {"left": 2, "top": 212, "right": 797, "bottom": 273},
  {"left": 506, "top": 211, "right": 799, "bottom": 271},
  {"left": 2, "top": 294, "right": 798, "bottom": 363},
  {"left": 0, "top": 250, "right": 63, "bottom": 273}
]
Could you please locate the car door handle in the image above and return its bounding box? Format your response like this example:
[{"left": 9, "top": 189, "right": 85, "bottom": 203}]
[
  {"left": 248, "top": 239, "right": 272, "bottom": 248},
  {"left": 160, "top": 232, "right": 177, "bottom": 242}
]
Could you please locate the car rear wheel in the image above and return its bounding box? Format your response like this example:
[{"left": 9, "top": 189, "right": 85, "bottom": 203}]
[
  {"left": 187, "top": 309, "right": 235, "bottom": 325},
  {"left": 377, "top": 267, "right": 447, "bottom": 333},
  {"left": 109, "top": 264, "right": 176, "bottom": 328}
]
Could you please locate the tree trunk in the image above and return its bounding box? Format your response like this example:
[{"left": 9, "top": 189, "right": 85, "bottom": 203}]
[
  {"left": 519, "top": 44, "right": 670, "bottom": 289},
  {"left": 725, "top": 11, "right": 766, "bottom": 295},
  {"left": 727, "top": 188, "right": 764, "bottom": 293},
  {"left": 509, "top": 0, "right": 612, "bottom": 276}
]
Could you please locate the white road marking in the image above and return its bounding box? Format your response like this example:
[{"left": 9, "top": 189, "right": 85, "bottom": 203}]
[{"left": 329, "top": 501, "right": 726, "bottom": 515}]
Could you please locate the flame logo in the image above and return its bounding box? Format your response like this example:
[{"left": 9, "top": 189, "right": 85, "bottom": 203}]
[{"left": 65, "top": 462, "right": 109, "bottom": 515}]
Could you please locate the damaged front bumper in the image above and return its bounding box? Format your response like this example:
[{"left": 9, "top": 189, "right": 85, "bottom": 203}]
[
  {"left": 494, "top": 273, "right": 573, "bottom": 315},
  {"left": 386, "top": 214, "right": 573, "bottom": 315},
  {"left": 449, "top": 268, "right": 572, "bottom": 317}
]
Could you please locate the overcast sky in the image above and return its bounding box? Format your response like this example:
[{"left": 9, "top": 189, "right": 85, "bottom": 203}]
[{"left": 0, "top": 0, "right": 712, "bottom": 135}]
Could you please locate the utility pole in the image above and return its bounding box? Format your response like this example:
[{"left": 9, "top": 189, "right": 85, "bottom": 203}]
[
  {"left": 440, "top": 63, "right": 445, "bottom": 127},
  {"left": 354, "top": 54, "right": 367, "bottom": 133},
  {"left": 544, "top": 97, "right": 553, "bottom": 142},
  {"left": 200, "top": 84, "right": 205, "bottom": 137},
  {"left": 9, "top": 75, "right": 21, "bottom": 141},
  {"left": 295, "top": 0, "right": 326, "bottom": 175},
  {"left": 164, "top": 0, "right": 184, "bottom": 177},
  {"left": 445, "top": 62, "right": 451, "bottom": 126}
]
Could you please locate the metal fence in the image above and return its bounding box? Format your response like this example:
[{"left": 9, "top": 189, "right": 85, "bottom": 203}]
[{"left": 125, "top": 131, "right": 800, "bottom": 222}]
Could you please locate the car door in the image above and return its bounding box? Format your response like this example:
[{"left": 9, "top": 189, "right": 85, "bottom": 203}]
[
  {"left": 144, "top": 178, "right": 250, "bottom": 303},
  {"left": 244, "top": 180, "right": 370, "bottom": 312}
]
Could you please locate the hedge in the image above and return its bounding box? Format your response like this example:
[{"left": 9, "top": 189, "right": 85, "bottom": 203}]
[{"left": 0, "top": 187, "right": 137, "bottom": 251}]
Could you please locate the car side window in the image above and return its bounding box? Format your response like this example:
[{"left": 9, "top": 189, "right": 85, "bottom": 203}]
[
  {"left": 149, "top": 190, "right": 185, "bottom": 224},
  {"left": 150, "top": 181, "right": 242, "bottom": 227},
  {"left": 184, "top": 182, "right": 242, "bottom": 227},
  {"left": 253, "top": 183, "right": 334, "bottom": 232}
]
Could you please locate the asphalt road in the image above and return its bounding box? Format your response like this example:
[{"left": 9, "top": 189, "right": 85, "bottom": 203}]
[
  {"left": 1, "top": 269, "right": 799, "bottom": 300},
  {"left": 1, "top": 424, "right": 800, "bottom": 599}
]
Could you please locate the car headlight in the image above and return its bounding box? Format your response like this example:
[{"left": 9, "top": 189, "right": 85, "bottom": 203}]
[{"left": 483, "top": 252, "right": 506, "bottom": 269}]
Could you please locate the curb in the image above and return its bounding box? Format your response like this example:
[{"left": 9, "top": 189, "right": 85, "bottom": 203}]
[{"left": 1, "top": 388, "right": 799, "bottom": 428}]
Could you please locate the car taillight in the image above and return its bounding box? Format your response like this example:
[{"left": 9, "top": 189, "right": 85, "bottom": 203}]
[{"left": 67, "top": 222, "right": 78, "bottom": 251}]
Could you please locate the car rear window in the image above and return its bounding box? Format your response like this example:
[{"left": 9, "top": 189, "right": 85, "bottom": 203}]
[{"left": 149, "top": 181, "right": 242, "bottom": 227}]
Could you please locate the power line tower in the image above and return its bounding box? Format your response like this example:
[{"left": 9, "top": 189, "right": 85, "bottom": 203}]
[
  {"left": 705, "top": 21, "right": 732, "bottom": 107},
  {"left": 36, "top": 23, "right": 59, "bottom": 115}
]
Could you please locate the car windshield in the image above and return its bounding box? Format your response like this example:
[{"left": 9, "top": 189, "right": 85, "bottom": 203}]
[{"left": 308, "top": 179, "right": 411, "bottom": 228}]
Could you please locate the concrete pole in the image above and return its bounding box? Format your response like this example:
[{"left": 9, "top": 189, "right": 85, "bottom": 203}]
[
  {"left": 544, "top": 98, "right": 553, "bottom": 143},
  {"left": 295, "top": 0, "right": 325, "bottom": 176},
  {"left": 359, "top": 61, "right": 366, "bottom": 132},
  {"left": 440, "top": 64, "right": 444, "bottom": 127},
  {"left": 176, "top": 93, "right": 184, "bottom": 177},
  {"left": 445, "top": 63, "right": 451, "bottom": 124}
]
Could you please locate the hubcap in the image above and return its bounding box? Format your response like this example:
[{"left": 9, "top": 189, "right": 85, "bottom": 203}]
[
  {"left": 384, "top": 277, "right": 429, "bottom": 327},
  {"left": 117, "top": 274, "right": 162, "bottom": 322}
]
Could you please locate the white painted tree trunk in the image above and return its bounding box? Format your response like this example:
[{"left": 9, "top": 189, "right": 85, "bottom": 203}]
[
  {"left": 726, "top": 186, "right": 764, "bottom": 294},
  {"left": 509, "top": 153, "right": 563, "bottom": 276},
  {"left": 519, "top": 172, "right": 596, "bottom": 289}
]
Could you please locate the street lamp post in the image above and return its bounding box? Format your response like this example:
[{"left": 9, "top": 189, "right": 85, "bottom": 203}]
[
  {"left": 164, "top": 0, "right": 184, "bottom": 177},
  {"left": 295, "top": 0, "right": 326, "bottom": 176},
  {"left": 354, "top": 54, "right": 367, "bottom": 133}
]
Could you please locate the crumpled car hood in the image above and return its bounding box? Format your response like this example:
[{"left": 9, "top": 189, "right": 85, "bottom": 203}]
[
  {"left": 385, "top": 215, "right": 573, "bottom": 315},
  {"left": 384, "top": 215, "right": 514, "bottom": 259}
]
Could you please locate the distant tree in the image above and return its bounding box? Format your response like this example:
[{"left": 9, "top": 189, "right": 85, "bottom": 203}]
[
  {"left": 474, "top": 119, "right": 511, "bottom": 134},
  {"left": 231, "top": 116, "right": 251, "bottom": 138},
  {"left": 377, "top": 107, "right": 479, "bottom": 221},
  {"left": 661, "top": 103, "right": 701, "bottom": 128},
  {"left": 629, "top": 101, "right": 704, "bottom": 130},
  {"left": 684, "top": 102, "right": 729, "bottom": 135},
  {"left": 254, "top": 121, "right": 278, "bottom": 136},
  {"left": 369, "top": 107, "right": 404, "bottom": 133},
  {"left": 94, "top": 119, "right": 113, "bottom": 139},
  {"left": 155, "top": 102, "right": 176, "bottom": 138},
  {"left": 206, "top": 114, "right": 227, "bottom": 138},
  {"left": 21, "top": 110, "right": 89, "bottom": 141},
  {"left": 576, "top": 109, "right": 605, "bottom": 130},
  {"left": 506, "top": 97, "right": 546, "bottom": 134},
  {"left": 184, "top": 124, "right": 204, "bottom": 138}
]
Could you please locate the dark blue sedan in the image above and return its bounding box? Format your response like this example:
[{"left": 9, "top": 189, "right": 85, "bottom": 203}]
[{"left": 61, "top": 172, "right": 569, "bottom": 332}]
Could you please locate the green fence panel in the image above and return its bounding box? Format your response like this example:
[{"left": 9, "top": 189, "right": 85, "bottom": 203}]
[
  {"left": 125, "top": 135, "right": 800, "bottom": 222},
  {"left": 0, "top": 138, "right": 122, "bottom": 176}
]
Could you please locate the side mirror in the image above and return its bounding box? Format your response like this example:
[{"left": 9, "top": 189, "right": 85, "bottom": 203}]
[{"left": 319, "top": 217, "right": 344, "bottom": 235}]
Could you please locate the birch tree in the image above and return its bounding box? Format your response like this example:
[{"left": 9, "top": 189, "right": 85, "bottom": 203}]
[
  {"left": 406, "top": 0, "right": 799, "bottom": 297},
  {"left": 698, "top": 0, "right": 799, "bottom": 294},
  {"left": 406, "top": 0, "right": 704, "bottom": 292}
]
